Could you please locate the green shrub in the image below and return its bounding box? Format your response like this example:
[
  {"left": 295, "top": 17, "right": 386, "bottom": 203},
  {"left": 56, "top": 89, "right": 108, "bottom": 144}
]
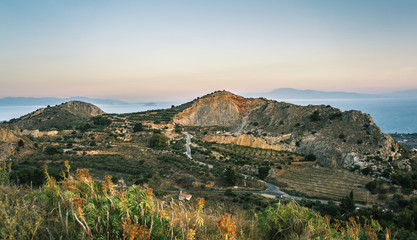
[
  {"left": 149, "top": 133, "right": 169, "bottom": 148},
  {"left": 258, "top": 166, "right": 270, "bottom": 180},
  {"left": 362, "top": 166, "right": 372, "bottom": 175},
  {"left": 17, "top": 139, "right": 25, "bottom": 147},
  {"left": 225, "top": 166, "right": 237, "bottom": 186},
  {"left": 304, "top": 154, "right": 316, "bottom": 161},
  {"left": 366, "top": 180, "right": 378, "bottom": 194},
  {"left": 173, "top": 124, "right": 182, "bottom": 133},
  {"left": 78, "top": 123, "right": 91, "bottom": 132},
  {"left": 310, "top": 110, "right": 321, "bottom": 121},
  {"left": 92, "top": 116, "right": 112, "bottom": 126},
  {"left": 225, "top": 189, "right": 236, "bottom": 196},
  {"left": 259, "top": 200, "right": 382, "bottom": 239},
  {"left": 44, "top": 145, "right": 63, "bottom": 155},
  {"left": 133, "top": 123, "right": 144, "bottom": 132},
  {"left": 330, "top": 112, "right": 342, "bottom": 120},
  {"left": 339, "top": 191, "right": 355, "bottom": 215}
]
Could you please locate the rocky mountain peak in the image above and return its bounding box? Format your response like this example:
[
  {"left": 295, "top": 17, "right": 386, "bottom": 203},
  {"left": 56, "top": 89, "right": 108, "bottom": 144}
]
[
  {"left": 173, "top": 90, "right": 262, "bottom": 127},
  {"left": 174, "top": 91, "right": 400, "bottom": 168}
]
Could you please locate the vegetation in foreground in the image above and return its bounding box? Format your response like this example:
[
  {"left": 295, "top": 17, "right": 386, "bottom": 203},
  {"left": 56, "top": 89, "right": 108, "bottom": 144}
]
[{"left": 1, "top": 162, "right": 389, "bottom": 240}]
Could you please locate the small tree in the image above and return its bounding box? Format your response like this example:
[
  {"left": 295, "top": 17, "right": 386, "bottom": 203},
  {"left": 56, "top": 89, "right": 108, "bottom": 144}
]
[
  {"left": 340, "top": 190, "right": 355, "bottom": 216},
  {"left": 362, "top": 166, "right": 373, "bottom": 175},
  {"left": 174, "top": 124, "right": 182, "bottom": 133},
  {"left": 17, "top": 139, "right": 24, "bottom": 148},
  {"left": 305, "top": 154, "right": 316, "bottom": 161},
  {"left": 225, "top": 166, "right": 237, "bottom": 186},
  {"left": 78, "top": 123, "right": 91, "bottom": 132},
  {"left": 310, "top": 110, "right": 321, "bottom": 121},
  {"left": 149, "top": 133, "right": 168, "bottom": 149},
  {"left": 258, "top": 166, "right": 270, "bottom": 180},
  {"left": 92, "top": 116, "right": 112, "bottom": 126},
  {"left": 44, "top": 145, "right": 63, "bottom": 155},
  {"left": 133, "top": 123, "right": 144, "bottom": 132}
]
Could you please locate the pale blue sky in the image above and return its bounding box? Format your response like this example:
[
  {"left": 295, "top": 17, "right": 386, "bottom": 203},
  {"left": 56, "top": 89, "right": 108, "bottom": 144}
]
[{"left": 1, "top": 0, "right": 416, "bottom": 101}]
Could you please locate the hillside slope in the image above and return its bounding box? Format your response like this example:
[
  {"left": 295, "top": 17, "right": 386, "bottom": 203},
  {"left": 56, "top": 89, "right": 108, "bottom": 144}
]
[
  {"left": 10, "top": 101, "right": 105, "bottom": 130},
  {"left": 0, "top": 124, "right": 22, "bottom": 162},
  {"left": 174, "top": 91, "right": 400, "bottom": 168}
]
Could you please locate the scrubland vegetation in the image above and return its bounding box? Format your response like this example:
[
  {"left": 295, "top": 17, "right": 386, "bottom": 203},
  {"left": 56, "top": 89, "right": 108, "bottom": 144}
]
[{"left": 1, "top": 162, "right": 390, "bottom": 239}]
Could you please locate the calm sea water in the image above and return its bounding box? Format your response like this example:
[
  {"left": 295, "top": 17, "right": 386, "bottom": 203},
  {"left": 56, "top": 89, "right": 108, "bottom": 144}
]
[{"left": 1, "top": 99, "right": 416, "bottom": 133}]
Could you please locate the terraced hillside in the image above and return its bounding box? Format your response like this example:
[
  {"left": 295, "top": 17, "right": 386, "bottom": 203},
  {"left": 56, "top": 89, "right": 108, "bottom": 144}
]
[
  {"left": 120, "top": 99, "right": 196, "bottom": 123},
  {"left": 271, "top": 164, "right": 374, "bottom": 203}
]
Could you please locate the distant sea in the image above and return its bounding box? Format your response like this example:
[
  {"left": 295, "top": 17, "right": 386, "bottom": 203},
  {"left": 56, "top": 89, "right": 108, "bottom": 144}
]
[{"left": 0, "top": 98, "right": 416, "bottom": 134}]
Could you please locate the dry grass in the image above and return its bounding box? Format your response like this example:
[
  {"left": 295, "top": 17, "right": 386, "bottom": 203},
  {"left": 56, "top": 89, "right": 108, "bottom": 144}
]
[
  {"left": 154, "top": 197, "right": 263, "bottom": 240},
  {"left": 1, "top": 162, "right": 387, "bottom": 239}
]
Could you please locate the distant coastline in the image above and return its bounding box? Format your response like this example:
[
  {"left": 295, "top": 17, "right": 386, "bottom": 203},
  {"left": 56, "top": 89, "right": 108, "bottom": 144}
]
[{"left": 1, "top": 89, "right": 416, "bottom": 133}]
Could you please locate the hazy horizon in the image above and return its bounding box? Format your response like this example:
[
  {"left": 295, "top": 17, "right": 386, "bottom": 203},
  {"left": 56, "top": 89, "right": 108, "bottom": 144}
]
[
  {"left": 1, "top": 87, "right": 417, "bottom": 103},
  {"left": 1, "top": 88, "right": 417, "bottom": 133},
  {"left": 1, "top": 0, "right": 417, "bottom": 101}
]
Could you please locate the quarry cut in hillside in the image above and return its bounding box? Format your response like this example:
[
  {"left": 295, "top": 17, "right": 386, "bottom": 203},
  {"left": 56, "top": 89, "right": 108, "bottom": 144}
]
[
  {"left": 173, "top": 91, "right": 400, "bottom": 168},
  {"left": 11, "top": 101, "right": 105, "bottom": 130}
]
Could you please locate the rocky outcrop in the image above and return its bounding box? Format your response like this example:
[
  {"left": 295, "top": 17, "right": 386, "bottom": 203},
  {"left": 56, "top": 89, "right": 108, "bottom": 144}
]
[
  {"left": 174, "top": 91, "right": 261, "bottom": 127},
  {"left": 21, "top": 129, "right": 59, "bottom": 137},
  {"left": 0, "top": 124, "right": 21, "bottom": 162},
  {"left": 60, "top": 101, "right": 105, "bottom": 117},
  {"left": 202, "top": 134, "right": 292, "bottom": 152},
  {"left": 174, "top": 91, "right": 400, "bottom": 168},
  {"left": 0, "top": 124, "right": 20, "bottom": 142}
]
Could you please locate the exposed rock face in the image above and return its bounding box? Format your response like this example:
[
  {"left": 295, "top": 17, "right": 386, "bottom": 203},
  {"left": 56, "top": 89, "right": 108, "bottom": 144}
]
[
  {"left": 0, "top": 124, "right": 20, "bottom": 162},
  {"left": 174, "top": 91, "right": 399, "bottom": 168},
  {"left": 202, "top": 134, "right": 291, "bottom": 152},
  {"left": 0, "top": 124, "right": 20, "bottom": 142},
  {"left": 60, "top": 101, "right": 105, "bottom": 117},
  {"left": 174, "top": 91, "right": 261, "bottom": 127},
  {"left": 21, "top": 129, "right": 59, "bottom": 137},
  {"left": 11, "top": 101, "right": 105, "bottom": 130}
]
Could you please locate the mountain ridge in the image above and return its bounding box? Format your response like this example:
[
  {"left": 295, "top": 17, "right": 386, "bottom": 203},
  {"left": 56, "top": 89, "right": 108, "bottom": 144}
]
[
  {"left": 10, "top": 101, "right": 105, "bottom": 130},
  {"left": 174, "top": 90, "right": 400, "bottom": 169}
]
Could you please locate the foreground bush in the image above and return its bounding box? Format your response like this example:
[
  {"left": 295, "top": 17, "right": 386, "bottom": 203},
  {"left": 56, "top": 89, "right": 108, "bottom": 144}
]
[{"left": 259, "top": 201, "right": 386, "bottom": 240}]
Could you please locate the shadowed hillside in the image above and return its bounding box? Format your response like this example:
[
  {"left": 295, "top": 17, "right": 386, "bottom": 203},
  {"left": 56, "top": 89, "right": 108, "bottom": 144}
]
[{"left": 10, "top": 101, "right": 105, "bottom": 130}]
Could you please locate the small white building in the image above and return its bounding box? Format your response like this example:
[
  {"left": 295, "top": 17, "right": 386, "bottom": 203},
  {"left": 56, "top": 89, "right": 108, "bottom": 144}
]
[
  {"left": 178, "top": 191, "right": 192, "bottom": 201},
  {"left": 117, "top": 179, "right": 126, "bottom": 187}
]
